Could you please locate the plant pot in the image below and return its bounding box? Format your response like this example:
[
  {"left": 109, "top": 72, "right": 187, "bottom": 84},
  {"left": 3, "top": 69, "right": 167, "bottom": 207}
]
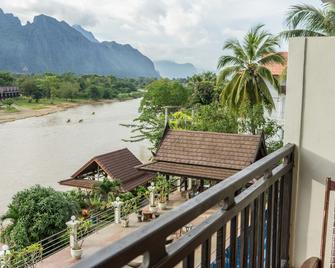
[
  {"left": 149, "top": 205, "right": 158, "bottom": 213},
  {"left": 71, "top": 248, "right": 83, "bottom": 259},
  {"left": 121, "top": 218, "right": 129, "bottom": 227},
  {"left": 158, "top": 202, "right": 167, "bottom": 210}
]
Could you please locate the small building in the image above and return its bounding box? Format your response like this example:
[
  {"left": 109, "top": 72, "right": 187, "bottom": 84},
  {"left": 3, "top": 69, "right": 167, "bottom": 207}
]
[
  {"left": 138, "top": 126, "right": 266, "bottom": 183},
  {"left": 59, "top": 148, "right": 155, "bottom": 192},
  {"left": 0, "top": 87, "right": 20, "bottom": 100},
  {"left": 264, "top": 51, "right": 288, "bottom": 122}
]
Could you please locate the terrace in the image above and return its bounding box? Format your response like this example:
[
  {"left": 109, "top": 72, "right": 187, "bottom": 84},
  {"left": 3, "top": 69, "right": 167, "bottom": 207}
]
[{"left": 66, "top": 38, "right": 335, "bottom": 267}]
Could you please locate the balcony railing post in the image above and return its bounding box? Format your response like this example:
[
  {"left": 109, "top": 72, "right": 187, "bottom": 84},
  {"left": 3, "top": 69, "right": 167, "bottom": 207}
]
[
  {"left": 143, "top": 242, "right": 167, "bottom": 268},
  {"left": 280, "top": 153, "right": 294, "bottom": 267}
]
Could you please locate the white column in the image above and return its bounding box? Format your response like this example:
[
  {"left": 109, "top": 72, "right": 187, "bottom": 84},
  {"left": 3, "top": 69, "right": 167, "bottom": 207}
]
[
  {"left": 66, "top": 216, "right": 80, "bottom": 249},
  {"left": 113, "top": 197, "right": 123, "bottom": 224},
  {"left": 148, "top": 182, "right": 156, "bottom": 207},
  {"left": 177, "top": 178, "right": 181, "bottom": 192},
  {"left": 187, "top": 178, "right": 192, "bottom": 190}
]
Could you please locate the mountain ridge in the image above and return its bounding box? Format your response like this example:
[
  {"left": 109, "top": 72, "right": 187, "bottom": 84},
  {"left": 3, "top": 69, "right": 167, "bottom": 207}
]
[
  {"left": 0, "top": 10, "right": 159, "bottom": 77},
  {"left": 154, "top": 60, "right": 198, "bottom": 79}
]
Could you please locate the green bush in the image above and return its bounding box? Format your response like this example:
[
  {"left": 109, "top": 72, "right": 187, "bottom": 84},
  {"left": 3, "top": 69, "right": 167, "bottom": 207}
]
[{"left": 0, "top": 185, "right": 79, "bottom": 248}]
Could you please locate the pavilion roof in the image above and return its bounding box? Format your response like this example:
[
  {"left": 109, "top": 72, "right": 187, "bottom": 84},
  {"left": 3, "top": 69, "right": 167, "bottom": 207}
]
[
  {"left": 138, "top": 127, "right": 266, "bottom": 181},
  {"left": 59, "top": 148, "right": 154, "bottom": 191}
]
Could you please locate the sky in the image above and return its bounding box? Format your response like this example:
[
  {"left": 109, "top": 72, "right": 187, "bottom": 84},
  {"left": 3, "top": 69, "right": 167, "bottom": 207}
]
[{"left": 1, "top": 0, "right": 321, "bottom": 70}]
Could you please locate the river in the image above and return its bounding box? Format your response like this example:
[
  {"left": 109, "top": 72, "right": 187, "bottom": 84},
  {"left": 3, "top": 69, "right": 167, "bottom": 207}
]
[{"left": 0, "top": 98, "right": 151, "bottom": 215}]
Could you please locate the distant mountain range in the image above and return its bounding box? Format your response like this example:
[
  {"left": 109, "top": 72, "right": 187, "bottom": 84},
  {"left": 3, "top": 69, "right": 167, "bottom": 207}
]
[
  {"left": 0, "top": 9, "right": 159, "bottom": 77},
  {"left": 154, "top": 60, "right": 199, "bottom": 79}
]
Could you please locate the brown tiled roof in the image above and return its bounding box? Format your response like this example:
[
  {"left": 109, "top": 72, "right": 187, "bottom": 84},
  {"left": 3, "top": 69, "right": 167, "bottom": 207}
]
[
  {"left": 139, "top": 161, "right": 237, "bottom": 180},
  {"left": 139, "top": 127, "right": 266, "bottom": 181},
  {"left": 264, "top": 52, "right": 288, "bottom": 76},
  {"left": 59, "top": 148, "right": 154, "bottom": 191},
  {"left": 59, "top": 178, "right": 97, "bottom": 189}
]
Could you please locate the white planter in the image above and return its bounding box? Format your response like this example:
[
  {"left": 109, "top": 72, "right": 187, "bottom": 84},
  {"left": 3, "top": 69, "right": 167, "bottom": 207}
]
[
  {"left": 158, "top": 202, "right": 167, "bottom": 210},
  {"left": 121, "top": 218, "right": 129, "bottom": 228},
  {"left": 70, "top": 248, "right": 83, "bottom": 259},
  {"left": 149, "top": 206, "right": 158, "bottom": 213}
]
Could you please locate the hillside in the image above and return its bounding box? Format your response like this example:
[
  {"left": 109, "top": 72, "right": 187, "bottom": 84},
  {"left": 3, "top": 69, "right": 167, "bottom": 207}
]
[{"left": 0, "top": 9, "right": 159, "bottom": 78}]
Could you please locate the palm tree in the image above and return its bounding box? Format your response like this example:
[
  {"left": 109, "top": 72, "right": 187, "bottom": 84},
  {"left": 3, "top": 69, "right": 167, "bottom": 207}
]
[
  {"left": 281, "top": 3, "right": 335, "bottom": 38},
  {"left": 218, "top": 24, "right": 285, "bottom": 113}
]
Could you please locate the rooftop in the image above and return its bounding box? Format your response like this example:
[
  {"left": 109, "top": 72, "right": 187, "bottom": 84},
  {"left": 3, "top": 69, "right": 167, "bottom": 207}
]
[
  {"left": 139, "top": 127, "right": 266, "bottom": 180},
  {"left": 59, "top": 148, "right": 154, "bottom": 191}
]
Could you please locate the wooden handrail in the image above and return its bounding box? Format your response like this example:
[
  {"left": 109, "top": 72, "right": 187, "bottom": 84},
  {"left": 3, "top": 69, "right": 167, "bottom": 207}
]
[{"left": 73, "top": 143, "right": 295, "bottom": 268}]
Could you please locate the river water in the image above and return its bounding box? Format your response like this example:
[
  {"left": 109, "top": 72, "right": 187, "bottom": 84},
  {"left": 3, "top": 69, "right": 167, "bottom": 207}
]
[{"left": 0, "top": 98, "right": 150, "bottom": 215}]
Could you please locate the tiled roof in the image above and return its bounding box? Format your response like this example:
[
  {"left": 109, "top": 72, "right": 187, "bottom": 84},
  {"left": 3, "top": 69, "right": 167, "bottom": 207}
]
[
  {"left": 59, "top": 178, "right": 96, "bottom": 189},
  {"left": 264, "top": 52, "right": 288, "bottom": 76},
  {"left": 139, "top": 161, "right": 237, "bottom": 181},
  {"left": 59, "top": 148, "right": 154, "bottom": 191},
  {"left": 139, "top": 127, "right": 266, "bottom": 181}
]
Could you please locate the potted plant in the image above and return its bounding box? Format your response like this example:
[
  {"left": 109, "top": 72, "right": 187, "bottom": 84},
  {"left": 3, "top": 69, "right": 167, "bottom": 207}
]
[
  {"left": 70, "top": 220, "right": 92, "bottom": 259},
  {"left": 120, "top": 200, "right": 133, "bottom": 228},
  {"left": 156, "top": 175, "right": 170, "bottom": 210}
]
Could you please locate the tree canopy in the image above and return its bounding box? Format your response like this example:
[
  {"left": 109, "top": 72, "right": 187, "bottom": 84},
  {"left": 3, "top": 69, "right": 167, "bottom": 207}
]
[
  {"left": 1, "top": 185, "right": 79, "bottom": 248},
  {"left": 140, "top": 79, "right": 190, "bottom": 113}
]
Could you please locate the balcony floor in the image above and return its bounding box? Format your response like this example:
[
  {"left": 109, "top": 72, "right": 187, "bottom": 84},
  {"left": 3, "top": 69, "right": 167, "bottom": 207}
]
[{"left": 37, "top": 191, "right": 220, "bottom": 268}]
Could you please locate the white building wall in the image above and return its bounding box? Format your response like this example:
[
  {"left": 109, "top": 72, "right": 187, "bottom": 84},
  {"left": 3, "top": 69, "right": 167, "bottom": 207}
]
[{"left": 284, "top": 37, "right": 335, "bottom": 267}]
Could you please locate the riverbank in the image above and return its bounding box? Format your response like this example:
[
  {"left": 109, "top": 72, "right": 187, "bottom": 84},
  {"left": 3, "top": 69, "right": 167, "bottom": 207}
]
[{"left": 0, "top": 97, "right": 137, "bottom": 124}]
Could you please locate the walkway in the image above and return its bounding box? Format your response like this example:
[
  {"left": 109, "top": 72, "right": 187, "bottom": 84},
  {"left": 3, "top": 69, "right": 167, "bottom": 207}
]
[{"left": 37, "top": 191, "right": 219, "bottom": 268}]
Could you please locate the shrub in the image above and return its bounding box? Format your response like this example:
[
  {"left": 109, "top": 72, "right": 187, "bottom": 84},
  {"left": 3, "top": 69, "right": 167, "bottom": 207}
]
[{"left": 0, "top": 185, "right": 79, "bottom": 248}]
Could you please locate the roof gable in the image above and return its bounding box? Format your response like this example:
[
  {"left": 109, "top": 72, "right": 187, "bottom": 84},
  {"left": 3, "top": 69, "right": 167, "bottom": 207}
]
[{"left": 72, "top": 148, "right": 146, "bottom": 183}]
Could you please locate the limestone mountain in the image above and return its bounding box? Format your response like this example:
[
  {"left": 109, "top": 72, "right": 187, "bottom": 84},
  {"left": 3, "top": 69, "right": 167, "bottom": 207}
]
[
  {"left": 72, "top": 24, "right": 99, "bottom": 43},
  {"left": 0, "top": 9, "right": 159, "bottom": 77},
  {"left": 154, "top": 60, "right": 198, "bottom": 78}
]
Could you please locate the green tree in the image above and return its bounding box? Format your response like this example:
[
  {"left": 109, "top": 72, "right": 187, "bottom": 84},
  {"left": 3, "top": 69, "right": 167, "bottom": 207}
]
[
  {"left": 36, "top": 75, "right": 58, "bottom": 100},
  {"left": 281, "top": 3, "right": 335, "bottom": 38},
  {"left": 31, "top": 87, "right": 44, "bottom": 102},
  {"left": 218, "top": 24, "right": 285, "bottom": 114},
  {"left": 88, "top": 85, "right": 101, "bottom": 100},
  {"left": 0, "top": 185, "right": 79, "bottom": 248},
  {"left": 59, "top": 81, "right": 79, "bottom": 100},
  {"left": 188, "top": 72, "right": 218, "bottom": 105},
  {"left": 123, "top": 79, "right": 190, "bottom": 149},
  {"left": 20, "top": 78, "right": 38, "bottom": 98},
  {"left": 140, "top": 79, "right": 190, "bottom": 112},
  {"left": 0, "top": 72, "right": 14, "bottom": 86}
]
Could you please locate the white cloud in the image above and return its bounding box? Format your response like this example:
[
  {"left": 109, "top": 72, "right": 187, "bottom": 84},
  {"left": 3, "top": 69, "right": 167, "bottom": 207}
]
[{"left": 0, "top": 0, "right": 321, "bottom": 70}]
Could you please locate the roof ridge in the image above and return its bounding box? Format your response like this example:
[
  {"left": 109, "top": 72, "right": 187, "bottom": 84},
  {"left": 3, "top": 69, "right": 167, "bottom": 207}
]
[
  {"left": 93, "top": 148, "right": 129, "bottom": 159},
  {"left": 167, "top": 128, "right": 262, "bottom": 138}
]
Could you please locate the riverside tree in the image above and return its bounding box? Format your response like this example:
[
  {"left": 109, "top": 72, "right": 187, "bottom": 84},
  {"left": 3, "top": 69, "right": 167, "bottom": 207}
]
[{"left": 0, "top": 185, "right": 79, "bottom": 248}]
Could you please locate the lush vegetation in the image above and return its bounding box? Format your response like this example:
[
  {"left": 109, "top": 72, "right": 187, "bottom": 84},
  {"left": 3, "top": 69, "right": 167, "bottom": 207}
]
[
  {"left": 124, "top": 26, "right": 285, "bottom": 153},
  {"left": 0, "top": 72, "right": 154, "bottom": 108},
  {"left": 0, "top": 186, "right": 79, "bottom": 248},
  {"left": 281, "top": 2, "right": 335, "bottom": 38}
]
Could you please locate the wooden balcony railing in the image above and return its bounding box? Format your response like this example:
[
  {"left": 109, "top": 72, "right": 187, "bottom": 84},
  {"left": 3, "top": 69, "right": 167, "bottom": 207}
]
[{"left": 73, "top": 143, "right": 295, "bottom": 268}]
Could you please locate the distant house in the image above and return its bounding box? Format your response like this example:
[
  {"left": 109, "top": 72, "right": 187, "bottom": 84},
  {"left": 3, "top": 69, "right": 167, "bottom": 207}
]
[
  {"left": 0, "top": 87, "right": 20, "bottom": 100},
  {"left": 59, "top": 148, "right": 155, "bottom": 192},
  {"left": 265, "top": 51, "right": 288, "bottom": 123}
]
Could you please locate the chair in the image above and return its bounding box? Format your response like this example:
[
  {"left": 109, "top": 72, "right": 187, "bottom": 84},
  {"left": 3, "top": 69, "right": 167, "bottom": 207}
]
[{"left": 301, "top": 178, "right": 335, "bottom": 268}]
